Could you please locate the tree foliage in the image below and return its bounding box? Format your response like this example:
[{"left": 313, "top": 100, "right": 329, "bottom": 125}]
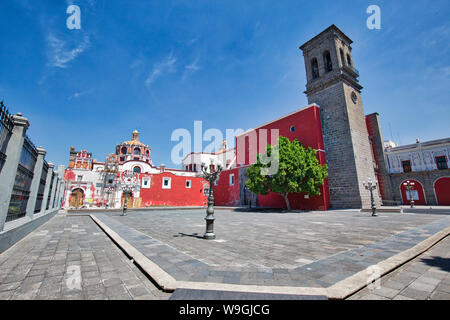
[{"left": 246, "top": 136, "right": 328, "bottom": 211}]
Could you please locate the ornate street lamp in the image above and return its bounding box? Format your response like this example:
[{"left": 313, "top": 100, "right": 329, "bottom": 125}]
[
  {"left": 403, "top": 180, "right": 415, "bottom": 208},
  {"left": 363, "top": 178, "right": 378, "bottom": 217},
  {"left": 200, "top": 161, "right": 223, "bottom": 240}
]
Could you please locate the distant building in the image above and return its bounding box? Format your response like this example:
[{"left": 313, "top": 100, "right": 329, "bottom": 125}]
[
  {"left": 63, "top": 131, "right": 207, "bottom": 209},
  {"left": 384, "top": 138, "right": 450, "bottom": 205}
]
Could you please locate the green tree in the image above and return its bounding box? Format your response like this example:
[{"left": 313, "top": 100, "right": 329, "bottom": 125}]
[{"left": 246, "top": 136, "right": 328, "bottom": 211}]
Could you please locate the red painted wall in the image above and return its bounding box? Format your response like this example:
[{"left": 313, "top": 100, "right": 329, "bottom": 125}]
[
  {"left": 434, "top": 177, "right": 450, "bottom": 205},
  {"left": 216, "top": 105, "right": 330, "bottom": 210},
  {"left": 138, "top": 172, "right": 207, "bottom": 207},
  {"left": 400, "top": 179, "right": 426, "bottom": 205},
  {"left": 213, "top": 168, "right": 240, "bottom": 206}
]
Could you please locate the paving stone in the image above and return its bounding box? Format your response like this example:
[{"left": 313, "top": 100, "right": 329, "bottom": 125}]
[
  {"left": 371, "top": 287, "right": 400, "bottom": 299},
  {"left": 399, "top": 287, "right": 431, "bottom": 300},
  {"left": 408, "top": 281, "right": 437, "bottom": 293},
  {"left": 430, "top": 291, "right": 450, "bottom": 300}
]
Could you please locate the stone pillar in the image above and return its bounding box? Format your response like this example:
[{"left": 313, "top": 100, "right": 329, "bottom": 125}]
[
  {"left": 48, "top": 175, "right": 58, "bottom": 211},
  {"left": 40, "top": 163, "right": 54, "bottom": 214},
  {"left": 55, "top": 165, "right": 65, "bottom": 210},
  {"left": 0, "top": 113, "right": 30, "bottom": 231},
  {"left": 25, "top": 147, "right": 46, "bottom": 218}
]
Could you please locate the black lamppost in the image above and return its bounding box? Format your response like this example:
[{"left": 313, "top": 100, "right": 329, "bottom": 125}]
[
  {"left": 200, "top": 161, "right": 223, "bottom": 240},
  {"left": 363, "top": 178, "right": 378, "bottom": 217},
  {"left": 403, "top": 180, "right": 415, "bottom": 208}
]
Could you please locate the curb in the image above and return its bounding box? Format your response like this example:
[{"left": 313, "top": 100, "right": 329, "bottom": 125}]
[{"left": 89, "top": 214, "right": 450, "bottom": 299}]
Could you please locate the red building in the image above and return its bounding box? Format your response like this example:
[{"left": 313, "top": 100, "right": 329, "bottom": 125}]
[{"left": 213, "top": 104, "right": 330, "bottom": 210}]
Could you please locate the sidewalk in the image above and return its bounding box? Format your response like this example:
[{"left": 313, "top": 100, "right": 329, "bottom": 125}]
[
  {"left": 348, "top": 235, "right": 450, "bottom": 300},
  {"left": 0, "top": 214, "right": 170, "bottom": 300}
]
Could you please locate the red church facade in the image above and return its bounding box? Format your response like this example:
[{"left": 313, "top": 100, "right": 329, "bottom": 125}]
[{"left": 213, "top": 104, "right": 330, "bottom": 211}]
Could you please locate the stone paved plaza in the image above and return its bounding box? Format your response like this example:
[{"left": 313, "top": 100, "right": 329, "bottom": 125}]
[
  {"left": 0, "top": 209, "right": 449, "bottom": 300},
  {"left": 0, "top": 214, "right": 169, "bottom": 300},
  {"left": 104, "top": 209, "right": 445, "bottom": 269},
  {"left": 92, "top": 209, "right": 450, "bottom": 290}
]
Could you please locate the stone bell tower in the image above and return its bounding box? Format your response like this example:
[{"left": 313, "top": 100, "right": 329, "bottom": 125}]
[{"left": 300, "top": 25, "right": 381, "bottom": 209}]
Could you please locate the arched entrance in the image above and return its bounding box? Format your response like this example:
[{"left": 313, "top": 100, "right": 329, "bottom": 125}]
[
  {"left": 435, "top": 177, "right": 450, "bottom": 205},
  {"left": 70, "top": 188, "right": 84, "bottom": 208},
  {"left": 400, "top": 179, "right": 426, "bottom": 205},
  {"left": 121, "top": 191, "right": 134, "bottom": 208}
]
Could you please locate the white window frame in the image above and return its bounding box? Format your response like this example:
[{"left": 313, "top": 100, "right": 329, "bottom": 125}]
[
  {"left": 162, "top": 177, "right": 171, "bottom": 189},
  {"left": 142, "top": 177, "right": 151, "bottom": 189},
  {"left": 229, "top": 174, "right": 235, "bottom": 186},
  {"left": 186, "top": 180, "right": 191, "bottom": 189}
]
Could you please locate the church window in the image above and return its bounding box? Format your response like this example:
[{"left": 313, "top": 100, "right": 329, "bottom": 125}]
[
  {"left": 162, "top": 177, "right": 171, "bottom": 189},
  {"left": 186, "top": 180, "right": 191, "bottom": 188},
  {"left": 347, "top": 54, "right": 352, "bottom": 67},
  {"left": 311, "top": 58, "right": 319, "bottom": 79},
  {"left": 230, "top": 174, "right": 235, "bottom": 186},
  {"left": 134, "top": 148, "right": 141, "bottom": 155},
  {"left": 340, "top": 48, "right": 345, "bottom": 66},
  {"left": 402, "top": 160, "right": 412, "bottom": 173},
  {"left": 436, "top": 156, "right": 448, "bottom": 170},
  {"left": 133, "top": 166, "right": 141, "bottom": 174},
  {"left": 290, "top": 125, "right": 296, "bottom": 133},
  {"left": 323, "top": 51, "right": 332, "bottom": 72},
  {"left": 121, "top": 147, "right": 127, "bottom": 155}
]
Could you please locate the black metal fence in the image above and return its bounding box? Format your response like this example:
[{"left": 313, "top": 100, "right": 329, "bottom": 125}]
[
  {"left": 0, "top": 101, "right": 14, "bottom": 173},
  {"left": 34, "top": 160, "right": 48, "bottom": 214},
  {"left": 6, "top": 135, "right": 38, "bottom": 222}
]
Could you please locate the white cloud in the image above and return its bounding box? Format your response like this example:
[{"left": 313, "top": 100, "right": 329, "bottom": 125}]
[
  {"left": 47, "top": 33, "right": 90, "bottom": 69},
  {"left": 183, "top": 58, "right": 201, "bottom": 80},
  {"left": 145, "top": 53, "right": 177, "bottom": 86},
  {"left": 67, "top": 89, "right": 93, "bottom": 101}
]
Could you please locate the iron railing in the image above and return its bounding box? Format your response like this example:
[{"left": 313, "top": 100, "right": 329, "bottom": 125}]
[
  {"left": 6, "top": 135, "right": 38, "bottom": 222},
  {"left": 0, "top": 101, "right": 14, "bottom": 173}
]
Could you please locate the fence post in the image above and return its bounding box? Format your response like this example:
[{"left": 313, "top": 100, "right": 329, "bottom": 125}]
[
  {"left": 47, "top": 171, "right": 58, "bottom": 213},
  {"left": 39, "top": 162, "right": 54, "bottom": 215},
  {"left": 25, "top": 147, "right": 46, "bottom": 218},
  {"left": 56, "top": 165, "right": 65, "bottom": 210},
  {"left": 0, "top": 113, "right": 29, "bottom": 231}
]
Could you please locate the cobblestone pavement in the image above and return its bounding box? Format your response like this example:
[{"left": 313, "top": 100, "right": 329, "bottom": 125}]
[
  {"left": 92, "top": 210, "right": 450, "bottom": 288},
  {"left": 348, "top": 235, "right": 450, "bottom": 300},
  {"left": 106, "top": 210, "right": 446, "bottom": 269},
  {"left": 0, "top": 214, "right": 170, "bottom": 300}
]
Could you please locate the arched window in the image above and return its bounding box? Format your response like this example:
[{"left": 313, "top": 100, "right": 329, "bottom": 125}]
[
  {"left": 323, "top": 51, "right": 332, "bottom": 72},
  {"left": 134, "top": 148, "right": 140, "bottom": 156},
  {"left": 146, "top": 150, "right": 150, "bottom": 158},
  {"left": 121, "top": 147, "right": 127, "bottom": 155},
  {"left": 133, "top": 166, "right": 141, "bottom": 174},
  {"left": 311, "top": 58, "right": 319, "bottom": 79},
  {"left": 340, "top": 48, "right": 345, "bottom": 66},
  {"left": 347, "top": 54, "right": 352, "bottom": 67}
]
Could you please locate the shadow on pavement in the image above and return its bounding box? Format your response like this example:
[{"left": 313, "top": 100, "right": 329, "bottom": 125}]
[
  {"left": 420, "top": 256, "right": 450, "bottom": 272},
  {"left": 173, "top": 232, "right": 205, "bottom": 239}
]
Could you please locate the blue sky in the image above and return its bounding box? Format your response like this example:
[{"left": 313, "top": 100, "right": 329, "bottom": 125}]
[{"left": 1, "top": 0, "right": 449, "bottom": 168}]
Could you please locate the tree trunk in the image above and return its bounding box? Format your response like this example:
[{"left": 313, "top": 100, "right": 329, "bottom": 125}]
[{"left": 283, "top": 192, "right": 291, "bottom": 211}]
